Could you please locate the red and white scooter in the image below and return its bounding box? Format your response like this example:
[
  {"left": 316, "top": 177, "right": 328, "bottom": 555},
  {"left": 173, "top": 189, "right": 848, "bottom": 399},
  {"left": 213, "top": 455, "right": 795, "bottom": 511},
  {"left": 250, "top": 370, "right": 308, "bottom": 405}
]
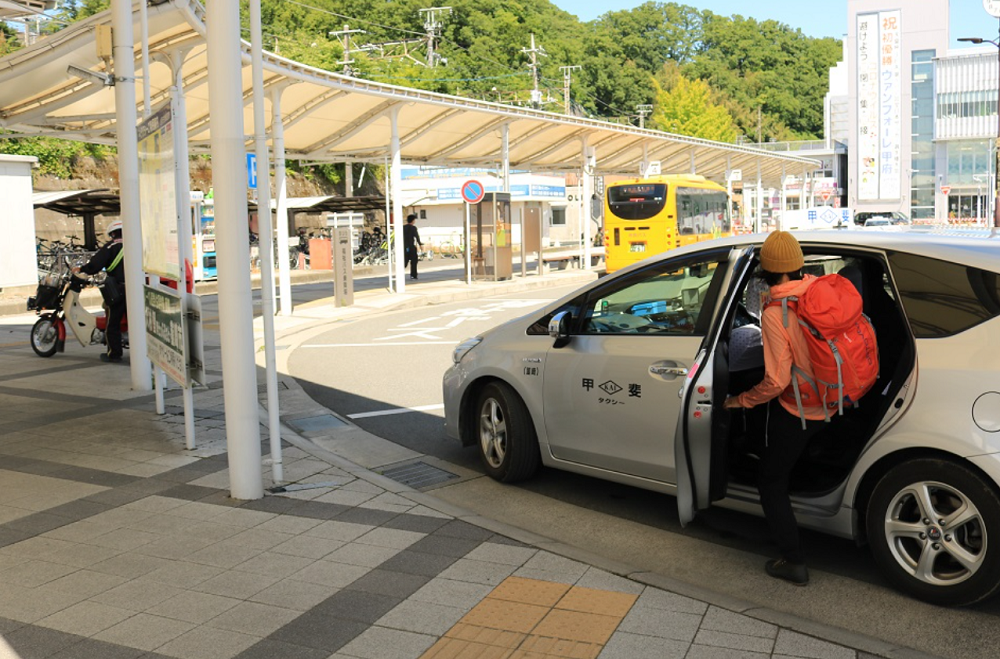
[{"left": 27, "top": 261, "right": 128, "bottom": 358}]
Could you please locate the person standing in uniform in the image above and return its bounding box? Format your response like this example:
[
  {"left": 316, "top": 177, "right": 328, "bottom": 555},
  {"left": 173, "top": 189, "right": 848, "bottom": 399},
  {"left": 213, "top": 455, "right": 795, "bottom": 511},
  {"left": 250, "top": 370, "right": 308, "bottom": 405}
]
[
  {"left": 74, "top": 220, "right": 127, "bottom": 363},
  {"left": 403, "top": 214, "right": 423, "bottom": 280},
  {"left": 723, "top": 231, "right": 826, "bottom": 586}
]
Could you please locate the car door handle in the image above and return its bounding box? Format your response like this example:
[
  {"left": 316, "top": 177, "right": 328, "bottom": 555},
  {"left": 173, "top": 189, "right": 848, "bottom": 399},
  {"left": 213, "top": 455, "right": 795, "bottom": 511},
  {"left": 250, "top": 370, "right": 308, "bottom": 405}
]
[{"left": 649, "top": 365, "right": 688, "bottom": 377}]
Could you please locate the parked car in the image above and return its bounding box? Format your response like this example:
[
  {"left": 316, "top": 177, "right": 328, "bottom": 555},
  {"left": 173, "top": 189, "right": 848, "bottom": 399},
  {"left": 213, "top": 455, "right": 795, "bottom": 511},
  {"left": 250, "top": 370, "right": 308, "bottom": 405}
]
[
  {"left": 854, "top": 211, "right": 911, "bottom": 227},
  {"left": 443, "top": 231, "right": 1000, "bottom": 606}
]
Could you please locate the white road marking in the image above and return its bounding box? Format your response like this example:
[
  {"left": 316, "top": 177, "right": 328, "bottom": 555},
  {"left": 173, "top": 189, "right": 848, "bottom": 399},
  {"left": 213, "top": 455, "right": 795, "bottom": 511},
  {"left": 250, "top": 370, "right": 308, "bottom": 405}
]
[
  {"left": 347, "top": 404, "right": 445, "bottom": 419},
  {"left": 302, "top": 341, "right": 456, "bottom": 348}
]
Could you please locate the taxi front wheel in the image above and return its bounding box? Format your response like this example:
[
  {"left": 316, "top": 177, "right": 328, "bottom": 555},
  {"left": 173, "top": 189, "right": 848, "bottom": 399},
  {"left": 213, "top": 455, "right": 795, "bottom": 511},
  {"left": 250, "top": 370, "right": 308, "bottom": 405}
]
[
  {"left": 475, "top": 382, "right": 540, "bottom": 483},
  {"left": 866, "top": 458, "right": 1000, "bottom": 606}
]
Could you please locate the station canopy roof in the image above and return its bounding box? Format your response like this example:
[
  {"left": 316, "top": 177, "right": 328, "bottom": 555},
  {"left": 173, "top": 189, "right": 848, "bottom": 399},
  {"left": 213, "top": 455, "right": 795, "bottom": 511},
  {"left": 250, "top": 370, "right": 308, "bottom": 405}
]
[
  {"left": 0, "top": 0, "right": 55, "bottom": 20},
  {"left": 0, "top": 0, "right": 820, "bottom": 187}
]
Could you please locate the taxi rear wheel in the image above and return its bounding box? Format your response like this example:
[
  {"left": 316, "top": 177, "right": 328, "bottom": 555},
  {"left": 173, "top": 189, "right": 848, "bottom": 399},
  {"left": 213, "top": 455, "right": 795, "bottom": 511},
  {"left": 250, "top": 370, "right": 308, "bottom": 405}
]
[
  {"left": 475, "top": 382, "right": 539, "bottom": 483},
  {"left": 866, "top": 458, "right": 1000, "bottom": 606}
]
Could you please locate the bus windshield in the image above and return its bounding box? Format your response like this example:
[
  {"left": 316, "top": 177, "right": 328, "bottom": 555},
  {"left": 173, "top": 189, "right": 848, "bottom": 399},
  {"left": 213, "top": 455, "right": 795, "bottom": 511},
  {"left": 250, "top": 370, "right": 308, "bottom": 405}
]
[
  {"left": 676, "top": 187, "right": 730, "bottom": 234},
  {"left": 608, "top": 184, "right": 667, "bottom": 220}
]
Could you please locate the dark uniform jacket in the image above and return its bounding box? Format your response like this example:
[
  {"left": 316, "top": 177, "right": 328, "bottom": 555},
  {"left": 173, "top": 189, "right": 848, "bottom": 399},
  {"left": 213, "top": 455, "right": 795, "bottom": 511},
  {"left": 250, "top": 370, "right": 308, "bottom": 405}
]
[{"left": 81, "top": 239, "right": 126, "bottom": 286}]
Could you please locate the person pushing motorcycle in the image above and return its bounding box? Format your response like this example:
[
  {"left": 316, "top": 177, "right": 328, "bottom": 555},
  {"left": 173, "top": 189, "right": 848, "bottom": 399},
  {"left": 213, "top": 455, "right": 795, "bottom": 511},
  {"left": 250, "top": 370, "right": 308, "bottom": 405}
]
[{"left": 73, "top": 220, "right": 126, "bottom": 363}]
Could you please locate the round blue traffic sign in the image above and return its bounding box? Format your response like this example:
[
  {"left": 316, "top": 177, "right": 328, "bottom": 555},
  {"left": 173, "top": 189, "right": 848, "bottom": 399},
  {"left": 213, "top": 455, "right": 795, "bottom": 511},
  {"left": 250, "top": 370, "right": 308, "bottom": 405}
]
[{"left": 461, "top": 179, "right": 486, "bottom": 204}]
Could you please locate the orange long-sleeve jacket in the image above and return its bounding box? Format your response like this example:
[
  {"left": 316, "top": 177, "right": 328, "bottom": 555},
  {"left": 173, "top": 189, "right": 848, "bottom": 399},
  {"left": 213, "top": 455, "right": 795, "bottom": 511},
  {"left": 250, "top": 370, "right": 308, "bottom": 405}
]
[{"left": 734, "top": 275, "right": 827, "bottom": 421}]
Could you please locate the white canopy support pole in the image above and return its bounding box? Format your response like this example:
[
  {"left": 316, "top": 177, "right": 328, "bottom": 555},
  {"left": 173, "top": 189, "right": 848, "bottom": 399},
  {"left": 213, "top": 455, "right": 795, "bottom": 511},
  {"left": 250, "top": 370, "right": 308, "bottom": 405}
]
[
  {"left": 139, "top": 0, "right": 150, "bottom": 119},
  {"left": 725, "top": 154, "right": 733, "bottom": 228},
  {"left": 501, "top": 123, "right": 510, "bottom": 192},
  {"left": 391, "top": 107, "right": 405, "bottom": 294},
  {"left": 642, "top": 143, "right": 649, "bottom": 175},
  {"left": 271, "top": 88, "right": 292, "bottom": 316},
  {"left": 780, "top": 163, "right": 787, "bottom": 229},
  {"left": 207, "top": 0, "right": 263, "bottom": 500},
  {"left": 250, "top": 0, "right": 282, "bottom": 485},
  {"left": 169, "top": 48, "right": 196, "bottom": 451},
  {"left": 756, "top": 159, "right": 763, "bottom": 233},
  {"left": 384, "top": 156, "right": 393, "bottom": 292},
  {"left": 802, "top": 165, "right": 807, "bottom": 212},
  {"left": 581, "top": 137, "right": 593, "bottom": 271},
  {"left": 111, "top": 0, "right": 150, "bottom": 391},
  {"left": 344, "top": 162, "right": 353, "bottom": 197}
]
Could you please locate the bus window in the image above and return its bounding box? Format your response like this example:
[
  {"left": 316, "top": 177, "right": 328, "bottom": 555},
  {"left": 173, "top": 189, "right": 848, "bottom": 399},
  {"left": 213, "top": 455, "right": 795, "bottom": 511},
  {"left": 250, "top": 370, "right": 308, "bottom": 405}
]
[
  {"left": 607, "top": 183, "right": 667, "bottom": 220},
  {"left": 676, "top": 187, "right": 730, "bottom": 234}
]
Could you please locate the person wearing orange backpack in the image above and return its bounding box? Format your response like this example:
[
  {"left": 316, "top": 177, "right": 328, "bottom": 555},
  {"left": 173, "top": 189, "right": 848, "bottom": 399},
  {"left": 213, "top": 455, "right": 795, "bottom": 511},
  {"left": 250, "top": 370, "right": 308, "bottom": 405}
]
[{"left": 723, "top": 231, "right": 827, "bottom": 586}]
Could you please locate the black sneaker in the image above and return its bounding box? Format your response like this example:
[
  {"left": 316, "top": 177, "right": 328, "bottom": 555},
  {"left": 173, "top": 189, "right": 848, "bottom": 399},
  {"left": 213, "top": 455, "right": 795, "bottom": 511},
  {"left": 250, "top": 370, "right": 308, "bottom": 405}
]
[
  {"left": 765, "top": 559, "right": 808, "bottom": 586},
  {"left": 100, "top": 353, "right": 123, "bottom": 363}
]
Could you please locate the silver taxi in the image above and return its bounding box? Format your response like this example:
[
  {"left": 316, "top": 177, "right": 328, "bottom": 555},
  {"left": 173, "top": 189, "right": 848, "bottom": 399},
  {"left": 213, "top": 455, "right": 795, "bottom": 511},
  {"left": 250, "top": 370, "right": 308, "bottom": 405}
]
[{"left": 443, "top": 230, "right": 1000, "bottom": 606}]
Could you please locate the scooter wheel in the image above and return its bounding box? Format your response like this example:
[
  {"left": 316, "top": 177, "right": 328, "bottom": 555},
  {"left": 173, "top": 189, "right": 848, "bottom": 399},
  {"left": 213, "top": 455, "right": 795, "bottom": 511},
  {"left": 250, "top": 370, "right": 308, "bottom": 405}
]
[{"left": 31, "top": 315, "right": 59, "bottom": 358}]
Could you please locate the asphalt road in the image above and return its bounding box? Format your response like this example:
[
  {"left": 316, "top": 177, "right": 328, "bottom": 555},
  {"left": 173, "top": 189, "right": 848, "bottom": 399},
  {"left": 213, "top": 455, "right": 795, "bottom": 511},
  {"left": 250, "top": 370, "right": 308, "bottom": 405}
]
[{"left": 273, "top": 279, "right": 1000, "bottom": 659}]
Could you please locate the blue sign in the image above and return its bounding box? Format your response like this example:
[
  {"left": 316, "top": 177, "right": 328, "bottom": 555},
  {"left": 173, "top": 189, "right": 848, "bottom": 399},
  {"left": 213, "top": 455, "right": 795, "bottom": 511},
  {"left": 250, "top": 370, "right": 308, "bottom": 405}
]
[
  {"left": 246, "top": 153, "right": 257, "bottom": 189},
  {"left": 461, "top": 179, "right": 486, "bottom": 204}
]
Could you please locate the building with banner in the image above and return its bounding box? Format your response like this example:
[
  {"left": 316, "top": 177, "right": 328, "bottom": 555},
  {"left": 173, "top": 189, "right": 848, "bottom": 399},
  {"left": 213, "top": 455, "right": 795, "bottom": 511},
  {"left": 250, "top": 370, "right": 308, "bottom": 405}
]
[{"left": 842, "top": 0, "right": 996, "bottom": 222}]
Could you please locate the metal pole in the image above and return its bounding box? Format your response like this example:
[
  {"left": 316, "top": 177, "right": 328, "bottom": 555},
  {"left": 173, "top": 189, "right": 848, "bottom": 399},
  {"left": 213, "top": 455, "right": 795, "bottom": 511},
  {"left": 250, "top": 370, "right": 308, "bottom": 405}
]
[
  {"left": 170, "top": 48, "right": 197, "bottom": 451},
  {"left": 139, "top": 0, "right": 150, "bottom": 119},
  {"left": 207, "top": 0, "right": 263, "bottom": 500},
  {"left": 391, "top": 107, "right": 405, "bottom": 294},
  {"left": 384, "top": 156, "right": 393, "bottom": 292},
  {"left": 111, "top": 0, "right": 151, "bottom": 391},
  {"left": 995, "top": 23, "right": 1000, "bottom": 228},
  {"left": 464, "top": 203, "right": 471, "bottom": 284},
  {"left": 582, "top": 142, "right": 593, "bottom": 270},
  {"left": 271, "top": 88, "right": 292, "bottom": 316},
  {"left": 756, "top": 160, "right": 763, "bottom": 233},
  {"left": 250, "top": 0, "right": 282, "bottom": 485}
]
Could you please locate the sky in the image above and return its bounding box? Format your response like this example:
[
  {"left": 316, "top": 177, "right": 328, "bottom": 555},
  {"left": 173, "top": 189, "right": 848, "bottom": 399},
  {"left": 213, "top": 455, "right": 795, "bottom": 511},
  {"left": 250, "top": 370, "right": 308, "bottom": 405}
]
[{"left": 548, "top": 0, "right": 996, "bottom": 49}]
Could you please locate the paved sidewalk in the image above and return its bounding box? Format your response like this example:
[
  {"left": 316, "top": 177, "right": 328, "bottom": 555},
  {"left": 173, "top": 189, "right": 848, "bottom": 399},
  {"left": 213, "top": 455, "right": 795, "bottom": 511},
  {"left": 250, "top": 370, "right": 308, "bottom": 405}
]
[{"left": 0, "top": 270, "right": 936, "bottom": 659}]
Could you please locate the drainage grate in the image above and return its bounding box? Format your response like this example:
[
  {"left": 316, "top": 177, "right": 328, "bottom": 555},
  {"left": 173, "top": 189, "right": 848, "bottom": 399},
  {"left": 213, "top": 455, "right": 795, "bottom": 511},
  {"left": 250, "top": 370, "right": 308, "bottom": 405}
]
[
  {"left": 381, "top": 461, "right": 458, "bottom": 489},
  {"left": 287, "top": 414, "right": 349, "bottom": 432}
]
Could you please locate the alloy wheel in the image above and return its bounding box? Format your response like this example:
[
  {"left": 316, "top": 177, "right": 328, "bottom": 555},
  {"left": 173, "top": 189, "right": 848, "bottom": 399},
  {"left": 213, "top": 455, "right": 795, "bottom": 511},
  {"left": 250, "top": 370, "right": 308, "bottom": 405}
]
[{"left": 883, "top": 480, "right": 986, "bottom": 587}]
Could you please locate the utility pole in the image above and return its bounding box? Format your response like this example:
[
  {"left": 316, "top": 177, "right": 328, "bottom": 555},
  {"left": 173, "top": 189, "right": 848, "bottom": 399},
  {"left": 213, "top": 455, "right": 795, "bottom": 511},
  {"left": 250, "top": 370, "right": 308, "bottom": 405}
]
[
  {"left": 521, "top": 34, "right": 547, "bottom": 109},
  {"left": 419, "top": 7, "right": 452, "bottom": 67},
  {"left": 559, "top": 65, "right": 581, "bottom": 115},
  {"left": 636, "top": 104, "right": 653, "bottom": 129},
  {"left": 329, "top": 24, "right": 366, "bottom": 75}
]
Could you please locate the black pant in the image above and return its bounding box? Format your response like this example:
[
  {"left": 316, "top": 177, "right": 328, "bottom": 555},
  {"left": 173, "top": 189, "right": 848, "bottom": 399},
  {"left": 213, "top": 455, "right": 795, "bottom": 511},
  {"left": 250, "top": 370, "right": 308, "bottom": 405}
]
[
  {"left": 106, "top": 296, "right": 126, "bottom": 359},
  {"left": 404, "top": 246, "right": 419, "bottom": 278},
  {"left": 757, "top": 401, "right": 825, "bottom": 564}
]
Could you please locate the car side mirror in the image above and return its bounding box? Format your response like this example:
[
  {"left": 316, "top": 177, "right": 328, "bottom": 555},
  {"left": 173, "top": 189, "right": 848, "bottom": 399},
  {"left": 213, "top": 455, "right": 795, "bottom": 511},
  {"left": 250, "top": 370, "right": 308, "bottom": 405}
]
[{"left": 548, "top": 310, "right": 572, "bottom": 348}]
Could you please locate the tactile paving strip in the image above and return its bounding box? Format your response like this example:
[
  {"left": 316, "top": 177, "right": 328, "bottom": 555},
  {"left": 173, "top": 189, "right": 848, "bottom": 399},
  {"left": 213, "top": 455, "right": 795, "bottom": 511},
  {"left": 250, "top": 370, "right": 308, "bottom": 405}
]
[{"left": 420, "top": 576, "right": 639, "bottom": 659}]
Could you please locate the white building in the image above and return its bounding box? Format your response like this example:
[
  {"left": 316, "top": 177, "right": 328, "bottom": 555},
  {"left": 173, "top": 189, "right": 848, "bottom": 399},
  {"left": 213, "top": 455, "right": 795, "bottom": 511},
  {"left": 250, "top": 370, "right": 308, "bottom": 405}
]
[{"left": 0, "top": 154, "right": 38, "bottom": 291}]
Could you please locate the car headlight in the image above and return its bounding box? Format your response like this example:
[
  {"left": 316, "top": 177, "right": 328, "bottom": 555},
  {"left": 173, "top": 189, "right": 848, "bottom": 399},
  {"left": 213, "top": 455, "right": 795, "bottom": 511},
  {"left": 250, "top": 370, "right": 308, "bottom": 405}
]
[{"left": 452, "top": 337, "right": 482, "bottom": 364}]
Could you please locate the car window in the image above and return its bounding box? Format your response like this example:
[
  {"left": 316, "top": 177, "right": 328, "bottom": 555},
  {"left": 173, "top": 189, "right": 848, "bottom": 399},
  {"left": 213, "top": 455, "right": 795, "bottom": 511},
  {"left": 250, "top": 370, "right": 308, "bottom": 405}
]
[
  {"left": 580, "top": 256, "right": 727, "bottom": 336},
  {"left": 887, "top": 252, "right": 1000, "bottom": 337}
]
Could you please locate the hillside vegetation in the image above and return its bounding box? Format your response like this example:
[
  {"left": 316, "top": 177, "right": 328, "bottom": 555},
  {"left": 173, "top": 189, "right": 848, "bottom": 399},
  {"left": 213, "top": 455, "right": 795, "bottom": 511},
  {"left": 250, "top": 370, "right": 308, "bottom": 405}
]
[{"left": 2, "top": 0, "right": 840, "bottom": 181}]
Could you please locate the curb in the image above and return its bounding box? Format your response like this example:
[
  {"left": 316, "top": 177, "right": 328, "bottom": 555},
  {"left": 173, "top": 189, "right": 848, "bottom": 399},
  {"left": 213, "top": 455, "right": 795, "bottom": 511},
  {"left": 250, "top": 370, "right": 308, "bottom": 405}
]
[{"left": 266, "top": 374, "right": 934, "bottom": 659}]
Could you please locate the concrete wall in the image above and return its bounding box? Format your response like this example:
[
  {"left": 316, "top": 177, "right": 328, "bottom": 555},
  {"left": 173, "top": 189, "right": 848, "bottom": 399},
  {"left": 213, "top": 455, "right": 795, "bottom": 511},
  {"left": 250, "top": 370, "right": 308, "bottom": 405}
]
[{"left": 0, "top": 155, "right": 38, "bottom": 289}]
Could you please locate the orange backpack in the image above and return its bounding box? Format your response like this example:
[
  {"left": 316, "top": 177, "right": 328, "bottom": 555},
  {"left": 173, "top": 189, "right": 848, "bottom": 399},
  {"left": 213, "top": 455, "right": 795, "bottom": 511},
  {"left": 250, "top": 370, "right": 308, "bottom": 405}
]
[{"left": 768, "top": 274, "right": 879, "bottom": 426}]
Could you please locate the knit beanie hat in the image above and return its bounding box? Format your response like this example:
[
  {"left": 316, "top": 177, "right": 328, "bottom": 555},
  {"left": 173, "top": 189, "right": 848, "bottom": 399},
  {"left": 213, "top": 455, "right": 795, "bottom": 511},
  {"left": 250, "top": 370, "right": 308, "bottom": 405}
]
[{"left": 759, "top": 231, "right": 804, "bottom": 273}]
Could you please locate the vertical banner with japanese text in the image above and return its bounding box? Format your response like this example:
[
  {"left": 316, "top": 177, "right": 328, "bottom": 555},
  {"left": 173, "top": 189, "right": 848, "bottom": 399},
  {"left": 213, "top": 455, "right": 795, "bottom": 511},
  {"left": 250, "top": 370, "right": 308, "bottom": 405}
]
[
  {"left": 857, "top": 10, "right": 902, "bottom": 201},
  {"left": 137, "top": 105, "right": 180, "bottom": 279}
]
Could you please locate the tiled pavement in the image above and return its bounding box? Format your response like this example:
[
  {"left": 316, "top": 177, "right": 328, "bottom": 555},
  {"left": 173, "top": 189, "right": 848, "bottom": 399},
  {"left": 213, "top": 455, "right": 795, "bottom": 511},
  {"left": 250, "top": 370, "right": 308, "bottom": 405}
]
[{"left": 0, "top": 273, "right": 934, "bottom": 659}]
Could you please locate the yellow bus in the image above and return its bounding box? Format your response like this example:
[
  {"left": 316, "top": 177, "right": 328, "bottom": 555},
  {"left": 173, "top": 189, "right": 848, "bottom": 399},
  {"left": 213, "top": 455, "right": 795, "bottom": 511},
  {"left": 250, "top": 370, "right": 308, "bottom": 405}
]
[{"left": 603, "top": 174, "right": 731, "bottom": 273}]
